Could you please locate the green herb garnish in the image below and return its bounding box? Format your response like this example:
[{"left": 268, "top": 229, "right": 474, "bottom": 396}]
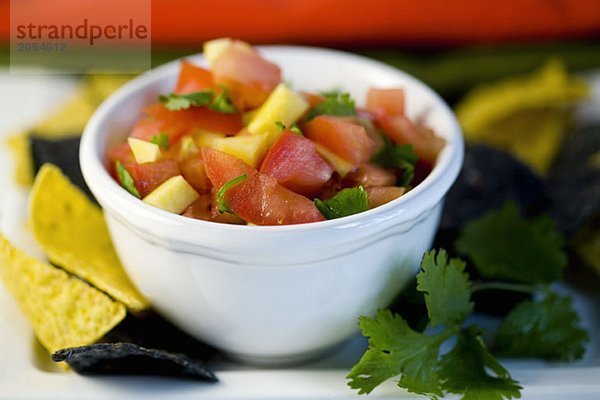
[
  {"left": 314, "top": 186, "right": 368, "bottom": 219},
  {"left": 159, "top": 88, "right": 237, "bottom": 113},
  {"left": 372, "top": 137, "right": 419, "bottom": 187},
  {"left": 159, "top": 90, "right": 213, "bottom": 111},
  {"left": 150, "top": 132, "right": 169, "bottom": 149},
  {"left": 348, "top": 204, "right": 589, "bottom": 399},
  {"left": 274, "top": 121, "right": 303, "bottom": 135},
  {"left": 494, "top": 292, "right": 589, "bottom": 361},
  {"left": 306, "top": 91, "right": 357, "bottom": 120},
  {"left": 209, "top": 86, "right": 237, "bottom": 113},
  {"left": 275, "top": 121, "right": 286, "bottom": 131},
  {"left": 456, "top": 201, "right": 567, "bottom": 284},
  {"left": 217, "top": 174, "right": 248, "bottom": 214},
  {"left": 348, "top": 250, "right": 521, "bottom": 399},
  {"left": 115, "top": 161, "right": 140, "bottom": 198}
]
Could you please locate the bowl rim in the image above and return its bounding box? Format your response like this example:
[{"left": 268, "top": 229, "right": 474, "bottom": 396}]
[{"left": 81, "top": 45, "right": 463, "bottom": 235}]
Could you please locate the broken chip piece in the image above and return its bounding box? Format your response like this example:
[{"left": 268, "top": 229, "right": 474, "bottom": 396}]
[
  {"left": 30, "top": 136, "right": 95, "bottom": 202},
  {"left": 30, "top": 164, "right": 149, "bottom": 312},
  {"left": 0, "top": 234, "right": 126, "bottom": 354},
  {"left": 52, "top": 343, "right": 218, "bottom": 382}
]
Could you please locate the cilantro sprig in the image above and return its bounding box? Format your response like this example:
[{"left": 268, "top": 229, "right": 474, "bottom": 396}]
[
  {"left": 372, "top": 137, "right": 419, "bottom": 187},
  {"left": 217, "top": 174, "right": 247, "bottom": 215},
  {"left": 275, "top": 121, "right": 303, "bottom": 135},
  {"left": 456, "top": 202, "right": 566, "bottom": 284},
  {"left": 314, "top": 186, "right": 368, "bottom": 219},
  {"left": 150, "top": 132, "right": 169, "bottom": 149},
  {"left": 348, "top": 250, "right": 521, "bottom": 399},
  {"left": 348, "top": 203, "right": 589, "bottom": 399},
  {"left": 115, "top": 161, "right": 140, "bottom": 199},
  {"left": 159, "top": 88, "right": 237, "bottom": 113},
  {"left": 306, "top": 91, "right": 357, "bottom": 120}
]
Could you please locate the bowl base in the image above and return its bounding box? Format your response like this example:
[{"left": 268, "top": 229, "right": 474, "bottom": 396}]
[{"left": 224, "top": 342, "right": 343, "bottom": 367}]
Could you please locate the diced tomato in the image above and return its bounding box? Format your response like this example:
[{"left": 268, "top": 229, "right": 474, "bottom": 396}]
[
  {"left": 129, "top": 116, "right": 164, "bottom": 142},
  {"left": 346, "top": 163, "right": 397, "bottom": 187},
  {"left": 107, "top": 142, "right": 135, "bottom": 170},
  {"left": 209, "top": 189, "right": 247, "bottom": 225},
  {"left": 412, "top": 159, "right": 433, "bottom": 187},
  {"left": 183, "top": 193, "right": 246, "bottom": 224},
  {"left": 260, "top": 131, "right": 334, "bottom": 196},
  {"left": 175, "top": 61, "right": 215, "bottom": 94},
  {"left": 178, "top": 152, "right": 211, "bottom": 194},
  {"left": 212, "top": 43, "right": 281, "bottom": 110},
  {"left": 380, "top": 115, "right": 445, "bottom": 164},
  {"left": 300, "top": 92, "right": 325, "bottom": 108},
  {"left": 140, "top": 103, "right": 243, "bottom": 145},
  {"left": 124, "top": 159, "right": 180, "bottom": 198},
  {"left": 366, "top": 186, "right": 406, "bottom": 209},
  {"left": 201, "top": 147, "right": 255, "bottom": 189},
  {"left": 202, "top": 148, "right": 325, "bottom": 225},
  {"left": 367, "top": 88, "right": 405, "bottom": 119},
  {"left": 304, "top": 115, "right": 376, "bottom": 165},
  {"left": 228, "top": 174, "right": 325, "bottom": 225},
  {"left": 182, "top": 195, "right": 213, "bottom": 221}
]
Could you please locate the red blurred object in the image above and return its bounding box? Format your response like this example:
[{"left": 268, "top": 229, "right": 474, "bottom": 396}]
[{"left": 2, "top": 0, "right": 599, "bottom": 46}]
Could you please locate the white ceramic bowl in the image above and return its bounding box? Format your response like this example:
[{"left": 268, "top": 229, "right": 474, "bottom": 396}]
[{"left": 80, "top": 46, "right": 463, "bottom": 365}]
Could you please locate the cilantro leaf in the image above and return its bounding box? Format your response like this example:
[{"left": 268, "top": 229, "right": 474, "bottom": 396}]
[
  {"left": 275, "top": 121, "right": 303, "bottom": 135},
  {"left": 217, "top": 174, "right": 247, "bottom": 215},
  {"left": 306, "top": 92, "right": 356, "bottom": 120},
  {"left": 209, "top": 87, "right": 237, "bottom": 113},
  {"left": 417, "top": 249, "right": 473, "bottom": 327},
  {"left": 275, "top": 121, "right": 286, "bottom": 131},
  {"left": 150, "top": 133, "right": 169, "bottom": 149},
  {"left": 159, "top": 90, "right": 214, "bottom": 111},
  {"left": 290, "top": 123, "right": 303, "bottom": 136},
  {"left": 494, "top": 292, "right": 589, "bottom": 361},
  {"left": 347, "top": 309, "right": 444, "bottom": 397},
  {"left": 314, "top": 186, "right": 368, "bottom": 219},
  {"left": 456, "top": 201, "right": 567, "bottom": 284},
  {"left": 115, "top": 161, "right": 140, "bottom": 198},
  {"left": 372, "top": 138, "right": 419, "bottom": 187},
  {"left": 439, "top": 326, "right": 522, "bottom": 400}
]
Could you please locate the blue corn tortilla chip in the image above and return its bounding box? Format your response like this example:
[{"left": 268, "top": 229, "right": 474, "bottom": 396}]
[{"left": 52, "top": 343, "right": 218, "bottom": 382}]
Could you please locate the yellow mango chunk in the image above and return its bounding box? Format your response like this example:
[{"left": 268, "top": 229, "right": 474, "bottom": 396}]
[
  {"left": 212, "top": 133, "right": 270, "bottom": 168},
  {"left": 247, "top": 83, "right": 309, "bottom": 145},
  {"left": 194, "top": 130, "right": 227, "bottom": 149},
  {"left": 128, "top": 138, "right": 162, "bottom": 164},
  {"left": 143, "top": 175, "right": 200, "bottom": 214},
  {"left": 315, "top": 144, "right": 353, "bottom": 177}
]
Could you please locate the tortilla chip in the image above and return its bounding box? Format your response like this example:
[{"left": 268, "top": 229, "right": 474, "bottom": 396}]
[
  {"left": 0, "top": 235, "right": 126, "bottom": 354},
  {"left": 52, "top": 343, "right": 218, "bottom": 382},
  {"left": 6, "top": 133, "right": 34, "bottom": 186},
  {"left": 455, "top": 60, "right": 588, "bottom": 174},
  {"left": 5, "top": 74, "right": 131, "bottom": 187},
  {"left": 30, "top": 164, "right": 149, "bottom": 312}
]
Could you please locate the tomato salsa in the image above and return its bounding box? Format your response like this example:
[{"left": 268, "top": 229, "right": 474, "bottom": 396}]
[{"left": 107, "top": 39, "right": 445, "bottom": 226}]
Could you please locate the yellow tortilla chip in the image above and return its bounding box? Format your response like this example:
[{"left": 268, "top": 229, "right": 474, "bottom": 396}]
[
  {"left": 455, "top": 60, "right": 588, "bottom": 174},
  {"left": 6, "top": 74, "right": 131, "bottom": 187},
  {"left": 30, "top": 164, "right": 149, "bottom": 312},
  {"left": 0, "top": 235, "right": 126, "bottom": 354},
  {"left": 6, "top": 133, "right": 34, "bottom": 186}
]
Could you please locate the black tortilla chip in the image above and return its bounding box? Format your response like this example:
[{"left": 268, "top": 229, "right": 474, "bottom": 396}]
[
  {"left": 435, "top": 144, "right": 546, "bottom": 316},
  {"left": 438, "top": 143, "right": 547, "bottom": 236},
  {"left": 29, "top": 135, "right": 95, "bottom": 202},
  {"left": 102, "top": 312, "right": 218, "bottom": 361},
  {"left": 52, "top": 343, "right": 218, "bottom": 382},
  {"left": 547, "top": 124, "right": 600, "bottom": 235}
]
